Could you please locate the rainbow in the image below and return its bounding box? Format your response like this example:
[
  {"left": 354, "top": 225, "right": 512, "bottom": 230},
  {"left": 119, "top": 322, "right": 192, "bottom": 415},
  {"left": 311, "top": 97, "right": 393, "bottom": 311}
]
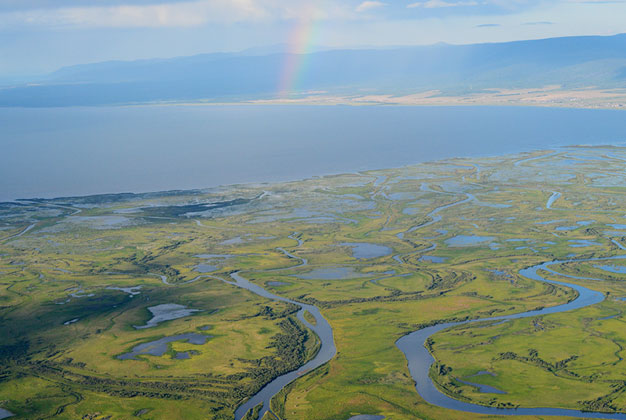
[{"left": 277, "top": 12, "right": 318, "bottom": 98}]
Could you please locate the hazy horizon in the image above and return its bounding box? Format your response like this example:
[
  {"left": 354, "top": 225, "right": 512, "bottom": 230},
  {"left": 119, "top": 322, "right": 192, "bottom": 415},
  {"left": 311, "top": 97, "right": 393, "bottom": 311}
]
[
  {"left": 16, "top": 31, "right": 625, "bottom": 78},
  {"left": 3, "top": 0, "right": 626, "bottom": 78}
]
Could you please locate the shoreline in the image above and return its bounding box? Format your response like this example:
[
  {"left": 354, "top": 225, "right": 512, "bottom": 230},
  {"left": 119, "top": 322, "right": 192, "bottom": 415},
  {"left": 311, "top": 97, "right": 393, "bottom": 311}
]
[
  {"left": 3, "top": 87, "right": 626, "bottom": 111},
  {"left": 3, "top": 144, "right": 625, "bottom": 205}
]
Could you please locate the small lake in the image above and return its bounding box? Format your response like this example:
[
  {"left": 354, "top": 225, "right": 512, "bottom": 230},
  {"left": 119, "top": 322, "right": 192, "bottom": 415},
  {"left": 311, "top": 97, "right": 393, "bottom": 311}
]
[
  {"left": 445, "top": 235, "right": 495, "bottom": 247},
  {"left": 194, "top": 263, "right": 217, "bottom": 273},
  {"left": 118, "top": 333, "right": 209, "bottom": 360},
  {"left": 556, "top": 220, "right": 596, "bottom": 231},
  {"left": 340, "top": 243, "right": 392, "bottom": 259},
  {"left": 420, "top": 255, "right": 447, "bottom": 263},
  {"left": 134, "top": 304, "right": 200, "bottom": 329},
  {"left": 0, "top": 408, "right": 14, "bottom": 419},
  {"left": 297, "top": 267, "right": 369, "bottom": 280},
  {"left": 267, "top": 281, "right": 290, "bottom": 287},
  {"left": 388, "top": 192, "right": 417, "bottom": 201},
  {"left": 569, "top": 240, "right": 601, "bottom": 248}
]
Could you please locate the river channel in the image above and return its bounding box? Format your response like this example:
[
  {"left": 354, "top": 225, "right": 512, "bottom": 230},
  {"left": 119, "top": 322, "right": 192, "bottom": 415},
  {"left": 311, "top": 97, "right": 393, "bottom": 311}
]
[{"left": 230, "top": 186, "right": 626, "bottom": 419}]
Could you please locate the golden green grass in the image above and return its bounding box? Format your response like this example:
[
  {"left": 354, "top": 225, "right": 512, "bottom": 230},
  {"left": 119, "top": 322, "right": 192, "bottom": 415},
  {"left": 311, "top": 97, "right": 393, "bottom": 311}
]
[{"left": 0, "top": 146, "right": 625, "bottom": 419}]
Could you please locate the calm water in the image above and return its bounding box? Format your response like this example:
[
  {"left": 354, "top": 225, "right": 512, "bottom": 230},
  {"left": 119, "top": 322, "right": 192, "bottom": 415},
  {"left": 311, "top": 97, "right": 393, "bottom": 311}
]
[
  {"left": 396, "top": 255, "right": 626, "bottom": 419},
  {"left": 2, "top": 105, "right": 626, "bottom": 201},
  {"left": 117, "top": 333, "right": 209, "bottom": 360}
]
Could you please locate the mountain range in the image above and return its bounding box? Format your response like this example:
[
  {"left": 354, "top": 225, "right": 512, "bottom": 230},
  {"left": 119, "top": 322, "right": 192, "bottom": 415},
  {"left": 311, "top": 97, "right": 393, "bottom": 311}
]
[{"left": 2, "top": 33, "right": 626, "bottom": 107}]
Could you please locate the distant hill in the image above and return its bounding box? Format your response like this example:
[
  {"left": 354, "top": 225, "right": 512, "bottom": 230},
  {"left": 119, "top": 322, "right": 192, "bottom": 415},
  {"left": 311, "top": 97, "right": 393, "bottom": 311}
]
[{"left": 2, "top": 34, "right": 626, "bottom": 107}]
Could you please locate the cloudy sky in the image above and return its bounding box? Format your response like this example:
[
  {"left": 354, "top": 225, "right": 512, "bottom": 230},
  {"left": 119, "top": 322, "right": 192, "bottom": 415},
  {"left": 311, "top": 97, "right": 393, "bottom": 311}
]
[{"left": 2, "top": 0, "right": 626, "bottom": 78}]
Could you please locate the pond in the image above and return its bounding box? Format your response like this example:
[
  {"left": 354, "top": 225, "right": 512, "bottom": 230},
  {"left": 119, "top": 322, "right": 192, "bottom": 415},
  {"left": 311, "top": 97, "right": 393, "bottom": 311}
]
[
  {"left": 445, "top": 235, "right": 495, "bottom": 247},
  {"left": 340, "top": 242, "right": 392, "bottom": 259},
  {"left": 420, "top": 255, "right": 447, "bottom": 263},
  {"left": 297, "top": 267, "right": 370, "bottom": 280},
  {"left": 134, "top": 304, "right": 200, "bottom": 329},
  {"left": 117, "top": 333, "right": 209, "bottom": 360}
]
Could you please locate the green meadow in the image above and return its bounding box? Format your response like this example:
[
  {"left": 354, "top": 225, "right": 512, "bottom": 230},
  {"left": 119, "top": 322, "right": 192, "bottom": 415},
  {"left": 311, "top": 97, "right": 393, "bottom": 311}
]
[{"left": 1, "top": 146, "right": 625, "bottom": 419}]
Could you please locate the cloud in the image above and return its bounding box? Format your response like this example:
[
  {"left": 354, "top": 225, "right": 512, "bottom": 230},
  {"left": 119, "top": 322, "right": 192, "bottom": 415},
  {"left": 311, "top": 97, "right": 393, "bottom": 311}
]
[
  {"left": 476, "top": 23, "right": 500, "bottom": 27},
  {"left": 407, "top": 0, "right": 479, "bottom": 8},
  {"left": 0, "top": 0, "right": 355, "bottom": 28},
  {"left": 355, "top": 1, "right": 387, "bottom": 12}
]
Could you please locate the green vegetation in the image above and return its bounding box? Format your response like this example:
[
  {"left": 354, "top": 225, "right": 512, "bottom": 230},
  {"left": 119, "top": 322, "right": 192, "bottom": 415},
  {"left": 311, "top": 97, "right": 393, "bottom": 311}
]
[{"left": 1, "top": 146, "right": 625, "bottom": 419}]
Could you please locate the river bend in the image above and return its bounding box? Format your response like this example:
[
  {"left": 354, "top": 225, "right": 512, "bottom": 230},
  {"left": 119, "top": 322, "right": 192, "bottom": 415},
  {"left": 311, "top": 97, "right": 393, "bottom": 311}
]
[{"left": 396, "top": 255, "right": 626, "bottom": 419}]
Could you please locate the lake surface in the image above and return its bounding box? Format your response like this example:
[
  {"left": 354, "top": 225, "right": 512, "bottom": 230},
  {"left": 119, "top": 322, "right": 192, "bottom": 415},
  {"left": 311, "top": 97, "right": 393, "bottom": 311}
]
[
  {"left": 420, "top": 255, "right": 447, "bottom": 263},
  {"left": 445, "top": 235, "right": 495, "bottom": 247},
  {"left": 2, "top": 105, "right": 626, "bottom": 201},
  {"left": 297, "top": 267, "right": 369, "bottom": 280},
  {"left": 134, "top": 303, "right": 200, "bottom": 329},
  {"left": 340, "top": 242, "right": 392, "bottom": 259},
  {"left": 118, "top": 333, "right": 209, "bottom": 360}
]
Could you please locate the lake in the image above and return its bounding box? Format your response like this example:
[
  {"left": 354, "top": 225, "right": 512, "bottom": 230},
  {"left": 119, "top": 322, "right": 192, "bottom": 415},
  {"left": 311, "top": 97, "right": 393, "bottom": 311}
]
[{"left": 1, "top": 105, "right": 626, "bottom": 201}]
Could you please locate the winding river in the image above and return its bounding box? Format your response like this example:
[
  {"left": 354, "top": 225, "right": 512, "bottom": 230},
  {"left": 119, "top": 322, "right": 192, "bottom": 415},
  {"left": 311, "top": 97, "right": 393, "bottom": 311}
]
[
  {"left": 396, "top": 255, "right": 626, "bottom": 419},
  {"left": 226, "top": 186, "right": 626, "bottom": 419},
  {"left": 392, "top": 185, "right": 626, "bottom": 418},
  {"left": 229, "top": 272, "right": 335, "bottom": 420},
  {"left": 218, "top": 234, "right": 336, "bottom": 420}
]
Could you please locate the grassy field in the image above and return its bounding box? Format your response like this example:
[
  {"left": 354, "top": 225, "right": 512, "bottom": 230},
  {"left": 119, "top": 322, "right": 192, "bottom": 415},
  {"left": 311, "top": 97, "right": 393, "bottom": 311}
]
[{"left": 0, "top": 146, "right": 625, "bottom": 419}]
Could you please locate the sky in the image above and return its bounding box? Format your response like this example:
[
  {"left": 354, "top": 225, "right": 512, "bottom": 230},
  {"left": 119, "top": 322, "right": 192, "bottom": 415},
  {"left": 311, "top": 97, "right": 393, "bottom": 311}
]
[{"left": 2, "top": 0, "right": 626, "bottom": 79}]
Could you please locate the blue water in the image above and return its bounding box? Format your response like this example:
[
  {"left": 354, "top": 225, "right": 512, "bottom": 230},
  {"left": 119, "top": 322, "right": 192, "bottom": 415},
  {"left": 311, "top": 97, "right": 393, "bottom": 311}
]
[
  {"left": 420, "top": 255, "right": 447, "bottom": 263},
  {"left": 297, "top": 267, "right": 368, "bottom": 280},
  {"left": 445, "top": 235, "right": 495, "bottom": 247},
  {"left": 340, "top": 242, "right": 392, "bottom": 259},
  {"left": 457, "top": 378, "right": 506, "bottom": 394},
  {"left": 117, "top": 333, "right": 209, "bottom": 360},
  {"left": 2, "top": 105, "right": 626, "bottom": 201},
  {"left": 396, "top": 255, "right": 626, "bottom": 419},
  {"left": 595, "top": 264, "right": 626, "bottom": 274}
]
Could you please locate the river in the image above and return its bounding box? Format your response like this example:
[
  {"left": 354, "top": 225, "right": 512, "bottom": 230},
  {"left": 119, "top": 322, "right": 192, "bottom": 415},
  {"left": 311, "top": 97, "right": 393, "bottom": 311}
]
[
  {"left": 221, "top": 185, "right": 626, "bottom": 419},
  {"left": 396, "top": 255, "right": 626, "bottom": 419}
]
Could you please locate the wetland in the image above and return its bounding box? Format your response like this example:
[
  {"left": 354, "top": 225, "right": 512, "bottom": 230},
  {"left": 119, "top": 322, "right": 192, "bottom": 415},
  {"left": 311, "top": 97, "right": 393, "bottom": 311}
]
[{"left": 2, "top": 145, "right": 626, "bottom": 420}]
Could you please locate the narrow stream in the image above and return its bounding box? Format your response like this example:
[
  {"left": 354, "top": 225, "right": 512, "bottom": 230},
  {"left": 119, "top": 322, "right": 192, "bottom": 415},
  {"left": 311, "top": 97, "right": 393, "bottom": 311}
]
[{"left": 546, "top": 191, "right": 562, "bottom": 209}]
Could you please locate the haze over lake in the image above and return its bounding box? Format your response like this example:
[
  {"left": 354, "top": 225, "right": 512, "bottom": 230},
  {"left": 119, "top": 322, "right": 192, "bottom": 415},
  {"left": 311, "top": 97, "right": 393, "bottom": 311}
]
[{"left": 2, "top": 105, "right": 625, "bottom": 201}]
